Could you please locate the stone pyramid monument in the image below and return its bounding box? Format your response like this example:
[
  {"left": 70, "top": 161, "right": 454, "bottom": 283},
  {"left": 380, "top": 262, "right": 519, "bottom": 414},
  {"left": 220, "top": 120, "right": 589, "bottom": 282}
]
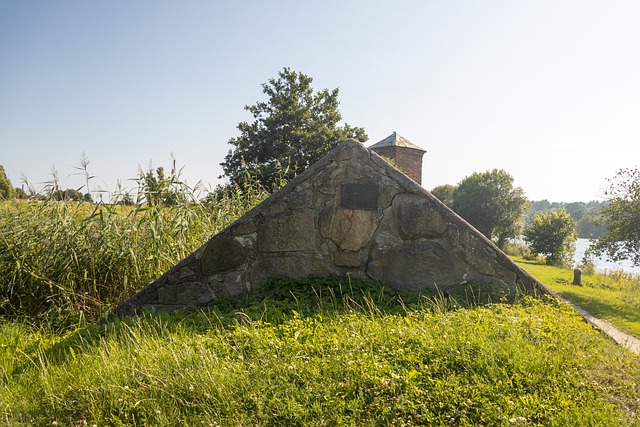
[{"left": 110, "top": 138, "right": 545, "bottom": 318}]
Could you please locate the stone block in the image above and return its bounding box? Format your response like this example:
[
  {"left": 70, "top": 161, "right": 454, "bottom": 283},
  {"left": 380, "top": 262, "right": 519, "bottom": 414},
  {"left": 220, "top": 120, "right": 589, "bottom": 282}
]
[
  {"left": 167, "top": 266, "right": 196, "bottom": 284},
  {"left": 319, "top": 207, "right": 381, "bottom": 251},
  {"left": 367, "top": 239, "right": 471, "bottom": 292},
  {"left": 258, "top": 210, "right": 316, "bottom": 252},
  {"left": 281, "top": 181, "right": 313, "bottom": 209},
  {"left": 156, "top": 281, "right": 215, "bottom": 306},
  {"left": 230, "top": 221, "right": 257, "bottom": 236},
  {"left": 249, "top": 253, "right": 332, "bottom": 285},
  {"left": 446, "top": 224, "right": 499, "bottom": 276},
  {"left": 208, "top": 270, "right": 248, "bottom": 298},
  {"left": 392, "top": 193, "right": 448, "bottom": 239},
  {"left": 201, "top": 236, "right": 248, "bottom": 275},
  {"left": 334, "top": 250, "right": 361, "bottom": 267}
]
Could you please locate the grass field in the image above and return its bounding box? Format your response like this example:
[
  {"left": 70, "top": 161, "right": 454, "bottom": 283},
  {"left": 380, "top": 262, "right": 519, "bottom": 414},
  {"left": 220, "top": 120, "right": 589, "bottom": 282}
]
[
  {"left": 2, "top": 278, "right": 640, "bottom": 426},
  {"left": 513, "top": 257, "right": 640, "bottom": 338}
]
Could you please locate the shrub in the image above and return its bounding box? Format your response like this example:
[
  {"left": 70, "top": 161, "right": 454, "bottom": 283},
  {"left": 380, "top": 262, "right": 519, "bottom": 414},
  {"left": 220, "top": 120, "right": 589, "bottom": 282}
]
[
  {"left": 524, "top": 209, "right": 577, "bottom": 267},
  {"left": 502, "top": 240, "right": 533, "bottom": 258}
]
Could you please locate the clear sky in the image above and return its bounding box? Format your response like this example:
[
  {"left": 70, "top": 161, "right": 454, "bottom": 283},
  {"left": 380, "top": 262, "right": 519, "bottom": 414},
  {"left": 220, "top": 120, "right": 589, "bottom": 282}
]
[{"left": 1, "top": 1, "right": 639, "bottom": 202}]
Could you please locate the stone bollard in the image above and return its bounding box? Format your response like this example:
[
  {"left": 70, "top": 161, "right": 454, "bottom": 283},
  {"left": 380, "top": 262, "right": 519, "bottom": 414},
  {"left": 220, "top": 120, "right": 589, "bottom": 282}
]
[{"left": 572, "top": 268, "right": 583, "bottom": 286}]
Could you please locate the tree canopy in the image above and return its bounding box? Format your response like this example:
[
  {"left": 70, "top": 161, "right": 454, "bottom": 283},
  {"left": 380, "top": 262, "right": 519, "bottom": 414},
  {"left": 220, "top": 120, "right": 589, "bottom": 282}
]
[
  {"left": 527, "top": 200, "right": 606, "bottom": 239},
  {"left": 0, "top": 165, "right": 15, "bottom": 200},
  {"left": 137, "top": 163, "right": 187, "bottom": 207},
  {"left": 450, "top": 169, "right": 529, "bottom": 249},
  {"left": 220, "top": 68, "right": 368, "bottom": 188},
  {"left": 524, "top": 208, "right": 577, "bottom": 266},
  {"left": 431, "top": 184, "right": 456, "bottom": 208},
  {"left": 587, "top": 168, "right": 640, "bottom": 266}
]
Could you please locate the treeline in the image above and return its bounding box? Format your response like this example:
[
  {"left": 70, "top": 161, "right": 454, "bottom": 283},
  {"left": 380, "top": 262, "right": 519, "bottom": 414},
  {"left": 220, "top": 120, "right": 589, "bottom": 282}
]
[
  {"left": 0, "top": 163, "right": 96, "bottom": 203},
  {"left": 527, "top": 200, "right": 606, "bottom": 239}
]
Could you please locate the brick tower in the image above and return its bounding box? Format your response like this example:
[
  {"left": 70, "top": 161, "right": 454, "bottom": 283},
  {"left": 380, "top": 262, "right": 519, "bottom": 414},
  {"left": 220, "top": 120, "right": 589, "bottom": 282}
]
[{"left": 369, "top": 132, "right": 426, "bottom": 185}]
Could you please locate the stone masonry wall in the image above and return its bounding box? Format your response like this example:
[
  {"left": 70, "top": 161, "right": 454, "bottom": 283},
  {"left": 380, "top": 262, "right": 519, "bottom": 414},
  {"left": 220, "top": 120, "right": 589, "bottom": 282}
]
[{"left": 110, "top": 140, "right": 544, "bottom": 318}]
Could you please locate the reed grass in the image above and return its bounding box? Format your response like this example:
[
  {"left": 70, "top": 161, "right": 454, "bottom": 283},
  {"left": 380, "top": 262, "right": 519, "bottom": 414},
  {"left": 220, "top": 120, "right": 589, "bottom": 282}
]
[{"left": 0, "top": 175, "right": 270, "bottom": 329}]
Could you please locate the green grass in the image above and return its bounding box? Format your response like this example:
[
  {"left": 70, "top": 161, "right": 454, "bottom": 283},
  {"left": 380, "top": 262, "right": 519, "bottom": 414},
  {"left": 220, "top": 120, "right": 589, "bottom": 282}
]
[
  {"left": 2, "top": 278, "right": 640, "bottom": 426},
  {"left": 513, "top": 257, "right": 640, "bottom": 338}
]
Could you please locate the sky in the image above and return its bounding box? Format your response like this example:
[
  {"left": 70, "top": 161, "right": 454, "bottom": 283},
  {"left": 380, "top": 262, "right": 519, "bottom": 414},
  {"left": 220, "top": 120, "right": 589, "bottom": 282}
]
[{"left": 1, "top": 0, "right": 639, "bottom": 202}]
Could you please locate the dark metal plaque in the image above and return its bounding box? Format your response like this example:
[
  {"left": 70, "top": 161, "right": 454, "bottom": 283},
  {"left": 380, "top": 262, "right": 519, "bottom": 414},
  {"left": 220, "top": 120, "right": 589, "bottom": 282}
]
[{"left": 340, "top": 183, "right": 378, "bottom": 210}]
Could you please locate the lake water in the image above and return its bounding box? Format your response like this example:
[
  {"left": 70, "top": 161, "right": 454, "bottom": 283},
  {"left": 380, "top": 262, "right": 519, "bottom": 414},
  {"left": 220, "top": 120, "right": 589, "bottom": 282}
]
[{"left": 574, "top": 238, "right": 640, "bottom": 274}]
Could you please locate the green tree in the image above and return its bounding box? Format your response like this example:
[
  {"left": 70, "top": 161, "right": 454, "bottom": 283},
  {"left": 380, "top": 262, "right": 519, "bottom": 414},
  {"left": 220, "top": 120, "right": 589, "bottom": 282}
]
[
  {"left": 0, "top": 165, "right": 15, "bottom": 200},
  {"left": 576, "top": 212, "right": 606, "bottom": 239},
  {"left": 14, "top": 187, "right": 28, "bottom": 199},
  {"left": 220, "top": 67, "right": 368, "bottom": 188},
  {"left": 431, "top": 184, "right": 456, "bottom": 208},
  {"left": 526, "top": 199, "right": 606, "bottom": 238},
  {"left": 587, "top": 168, "right": 640, "bottom": 266},
  {"left": 137, "top": 160, "right": 189, "bottom": 207},
  {"left": 138, "top": 166, "right": 178, "bottom": 207},
  {"left": 51, "top": 188, "right": 83, "bottom": 202},
  {"left": 524, "top": 209, "right": 577, "bottom": 266},
  {"left": 451, "top": 169, "right": 529, "bottom": 249}
]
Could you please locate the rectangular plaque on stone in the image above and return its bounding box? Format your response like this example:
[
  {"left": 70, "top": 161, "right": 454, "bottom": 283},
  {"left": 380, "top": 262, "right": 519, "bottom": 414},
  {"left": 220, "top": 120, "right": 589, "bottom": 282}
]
[{"left": 340, "top": 183, "right": 378, "bottom": 210}]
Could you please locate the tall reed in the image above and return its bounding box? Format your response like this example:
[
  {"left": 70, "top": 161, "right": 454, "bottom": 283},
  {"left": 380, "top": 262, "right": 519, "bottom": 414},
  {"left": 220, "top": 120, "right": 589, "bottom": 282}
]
[{"left": 0, "top": 175, "right": 271, "bottom": 329}]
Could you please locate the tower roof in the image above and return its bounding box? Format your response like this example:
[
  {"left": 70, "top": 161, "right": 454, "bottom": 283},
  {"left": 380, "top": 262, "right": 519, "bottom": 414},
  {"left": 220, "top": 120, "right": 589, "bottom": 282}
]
[{"left": 369, "top": 132, "right": 426, "bottom": 152}]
